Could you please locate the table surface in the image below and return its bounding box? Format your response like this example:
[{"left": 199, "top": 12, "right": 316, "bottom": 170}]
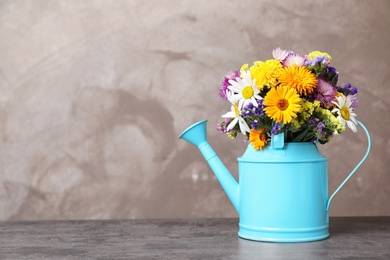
[{"left": 0, "top": 217, "right": 389, "bottom": 259}]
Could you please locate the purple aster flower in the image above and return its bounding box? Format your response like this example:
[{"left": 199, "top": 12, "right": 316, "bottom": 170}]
[
  {"left": 315, "top": 79, "right": 337, "bottom": 107},
  {"left": 219, "top": 71, "right": 240, "bottom": 100},
  {"left": 348, "top": 94, "right": 358, "bottom": 108}
]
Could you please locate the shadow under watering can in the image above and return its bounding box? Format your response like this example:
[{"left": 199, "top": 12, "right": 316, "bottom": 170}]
[{"left": 179, "top": 120, "right": 371, "bottom": 242}]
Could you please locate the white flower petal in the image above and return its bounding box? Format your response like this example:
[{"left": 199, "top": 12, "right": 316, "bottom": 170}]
[
  {"left": 242, "top": 71, "right": 253, "bottom": 86},
  {"left": 346, "top": 120, "right": 357, "bottom": 132},
  {"left": 350, "top": 114, "right": 357, "bottom": 125},
  {"left": 238, "top": 98, "right": 245, "bottom": 110},
  {"left": 238, "top": 118, "right": 250, "bottom": 135},
  {"left": 227, "top": 84, "right": 242, "bottom": 93},
  {"left": 227, "top": 118, "right": 238, "bottom": 131},
  {"left": 250, "top": 97, "right": 258, "bottom": 107},
  {"left": 235, "top": 76, "right": 246, "bottom": 87},
  {"left": 222, "top": 111, "right": 235, "bottom": 118},
  {"left": 254, "top": 94, "right": 262, "bottom": 100}
]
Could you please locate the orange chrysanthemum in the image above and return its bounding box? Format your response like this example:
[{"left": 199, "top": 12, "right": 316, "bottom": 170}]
[
  {"left": 279, "top": 64, "right": 317, "bottom": 95},
  {"left": 249, "top": 128, "right": 267, "bottom": 150},
  {"left": 263, "top": 86, "right": 301, "bottom": 124}
]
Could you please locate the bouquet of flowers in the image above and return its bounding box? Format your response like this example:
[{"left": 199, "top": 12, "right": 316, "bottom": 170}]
[{"left": 217, "top": 48, "right": 358, "bottom": 150}]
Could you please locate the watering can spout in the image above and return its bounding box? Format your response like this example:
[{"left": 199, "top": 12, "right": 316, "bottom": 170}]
[{"left": 179, "top": 120, "right": 240, "bottom": 212}]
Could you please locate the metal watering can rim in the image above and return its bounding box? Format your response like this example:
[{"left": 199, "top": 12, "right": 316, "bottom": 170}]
[{"left": 179, "top": 119, "right": 371, "bottom": 212}]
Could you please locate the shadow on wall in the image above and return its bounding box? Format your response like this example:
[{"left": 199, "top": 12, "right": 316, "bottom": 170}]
[
  {"left": 2, "top": 88, "right": 169, "bottom": 219},
  {"left": 3, "top": 86, "right": 235, "bottom": 220}
]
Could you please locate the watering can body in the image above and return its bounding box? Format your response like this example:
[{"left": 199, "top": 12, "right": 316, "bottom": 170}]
[
  {"left": 179, "top": 120, "right": 371, "bottom": 242},
  {"left": 237, "top": 143, "right": 328, "bottom": 242}
]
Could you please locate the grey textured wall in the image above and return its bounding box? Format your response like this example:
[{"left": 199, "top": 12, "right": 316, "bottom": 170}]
[{"left": 0, "top": 0, "right": 389, "bottom": 220}]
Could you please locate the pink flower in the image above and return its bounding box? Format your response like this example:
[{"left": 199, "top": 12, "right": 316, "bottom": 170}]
[
  {"left": 272, "top": 47, "right": 289, "bottom": 61},
  {"left": 282, "top": 52, "right": 306, "bottom": 67},
  {"left": 219, "top": 71, "right": 240, "bottom": 100},
  {"left": 315, "top": 79, "right": 337, "bottom": 107}
]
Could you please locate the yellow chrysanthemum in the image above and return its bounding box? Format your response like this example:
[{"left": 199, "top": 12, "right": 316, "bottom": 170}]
[
  {"left": 249, "top": 128, "right": 267, "bottom": 150},
  {"left": 263, "top": 86, "right": 301, "bottom": 124},
  {"left": 279, "top": 64, "right": 317, "bottom": 96},
  {"left": 300, "top": 99, "right": 320, "bottom": 122},
  {"left": 307, "top": 51, "right": 332, "bottom": 64},
  {"left": 315, "top": 106, "right": 345, "bottom": 132},
  {"left": 240, "top": 63, "right": 249, "bottom": 72},
  {"left": 290, "top": 117, "right": 303, "bottom": 130},
  {"left": 249, "top": 59, "right": 283, "bottom": 90}
]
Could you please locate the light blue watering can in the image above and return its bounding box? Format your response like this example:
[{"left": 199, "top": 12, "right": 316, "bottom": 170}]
[{"left": 179, "top": 120, "right": 371, "bottom": 242}]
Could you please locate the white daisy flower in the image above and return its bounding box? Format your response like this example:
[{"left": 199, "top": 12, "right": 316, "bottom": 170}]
[
  {"left": 332, "top": 95, "right": 358, "bottom": 132},
  {"left": 222, "top": 103, "right": 250, "bottom": 135},
  {"left": 227, "top": 70, "right": 262, "bottom": 110}
]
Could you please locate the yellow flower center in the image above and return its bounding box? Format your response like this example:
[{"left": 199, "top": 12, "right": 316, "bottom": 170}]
[
  {"left": 277, "top": 99, "right": 289, "bottom": 111},
  {"left": 340, "top": 106, "right": 350, "bottom": 120},
  {"left": 234, "top": 103, "right": 239, "bottom": 117},
  {"left": 242, "top": 86, "right": 254, "bottom": 99}
]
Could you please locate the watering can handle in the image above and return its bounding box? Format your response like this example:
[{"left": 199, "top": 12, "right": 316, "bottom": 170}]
[{"left": 326, "top": 120, "right": 371, "bottom": 211}]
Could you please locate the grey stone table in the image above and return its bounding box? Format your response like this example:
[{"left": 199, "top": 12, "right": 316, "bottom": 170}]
[{"left": 0, "top": 217, "right": 389, "bottom": 259}]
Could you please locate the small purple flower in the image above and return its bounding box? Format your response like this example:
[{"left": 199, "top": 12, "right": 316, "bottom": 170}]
[
  {"left": 217, "top": 119, "right": 232, "bottom": 134},
  {"left": 217, "top": 124, "right": 225, "bottom": 134},
  {"left": 305, "top": 56, "right": 329, "bottom": 66},
  {"left": 317, "top": 122, "right": 325, "bottom": 134},
  {"left": 344, "top": 83, "right": 358, "bottom": 95},
  {"left": 271, "top": 124, "right": 281, "bottom": 135},
  {"left": 242, "top": 99, "right": 266, "bottom": 118},
  {"left": 219, "top": 71, "right": 240, "bottom": 100},
  {"left": 251, "top": 119, "right": 260, "bottom": 129},
  {"left": 254, "top": 99, "right": 265, "bottom": 117},
  {"left": 336, "top": 83, "right": 358, "bottom": 96},
  {"left": 242, "top": 108, "right": 252, "bottom": 119},
  {"left": 326, "top": 66, "right": 338, "bottom": 77},
  {"left": 322, "top": 66, "right": 339, "bottom": 85},
  {"left": 309, "top": 117, "right": 319, "bottom": 124}
]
